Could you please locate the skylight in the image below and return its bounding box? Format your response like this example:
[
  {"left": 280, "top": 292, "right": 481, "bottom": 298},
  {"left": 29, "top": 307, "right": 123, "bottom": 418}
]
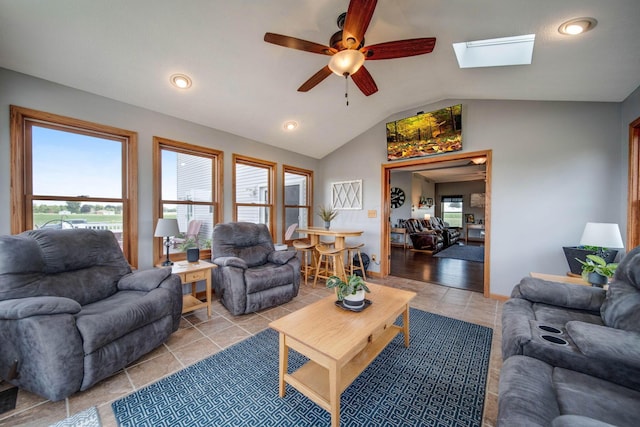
[{"left": 453, "top": 34, "right": 535, "bottom": 68}]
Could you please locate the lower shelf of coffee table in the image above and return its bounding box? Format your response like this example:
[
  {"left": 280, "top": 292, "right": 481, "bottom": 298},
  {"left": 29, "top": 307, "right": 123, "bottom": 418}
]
[{"left": 285, "top": 324, "right": 402, "bottom": 409}]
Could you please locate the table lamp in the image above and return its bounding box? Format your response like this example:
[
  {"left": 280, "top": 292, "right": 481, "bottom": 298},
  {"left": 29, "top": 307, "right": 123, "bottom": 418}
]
[
  {"left": 579, "top": 222, "right": 624, "bottom": 255},
  {"left": 155, "top": 218, "right": 180, "bottom": 266}
]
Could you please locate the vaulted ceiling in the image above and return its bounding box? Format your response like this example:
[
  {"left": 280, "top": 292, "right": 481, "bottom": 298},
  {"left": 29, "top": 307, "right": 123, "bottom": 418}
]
[{"left": 1, "top": 0, "right": 638, "bottom": 159}]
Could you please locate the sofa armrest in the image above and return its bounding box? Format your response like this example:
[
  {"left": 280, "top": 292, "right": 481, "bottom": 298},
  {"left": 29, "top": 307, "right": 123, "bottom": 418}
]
[
  {"left": 118, "top": 267, "right": 172, "bottom": 292},
  {"left": 213, "top": 256, "right": 248, "bottom": 269},
  {"left": 567, "top": 321, "right": 640, "bottom": 366},
  {"left": 0, "top": 296, "right": 81, "bottom": 320},
  {"left": 514, "top": 277, "right": 605, "bottom": 312},
  {"left": 268, "top": 250, "right": 297, "bottom": 265}
]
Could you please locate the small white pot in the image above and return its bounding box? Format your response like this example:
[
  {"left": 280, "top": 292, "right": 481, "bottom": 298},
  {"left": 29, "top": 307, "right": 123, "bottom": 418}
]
[{"left": 343, "top": 289, "right": 366, "bottom": 309}]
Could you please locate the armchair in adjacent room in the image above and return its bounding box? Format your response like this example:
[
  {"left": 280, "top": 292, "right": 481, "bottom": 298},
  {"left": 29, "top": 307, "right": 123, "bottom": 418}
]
[
  {"left": 211, "top": 222, "right": 301, "bottom": 315},
  {"left": 402, "top": 218, "right": 444, "bottom": 251},
  {"left": 0, "top": 229, "right": 182, "bottom": 401}
]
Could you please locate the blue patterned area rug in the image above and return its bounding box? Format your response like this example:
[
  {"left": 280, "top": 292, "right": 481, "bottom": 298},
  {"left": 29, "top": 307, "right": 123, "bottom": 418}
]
[
  {"left": 434, "top": 245, "right": 485, "bottom": 262},
  {"left": 112, "top": 308, "right": 492, "bottom": 426}
]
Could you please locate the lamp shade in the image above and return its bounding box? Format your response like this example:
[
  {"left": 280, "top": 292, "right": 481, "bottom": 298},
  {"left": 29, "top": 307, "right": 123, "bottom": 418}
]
[
  {"left": 424, "top": 214, "right": 431, "bottom": 221},
  {"left": 154, "top": 218, "right": 180, "bottom": 237},
  {"left": 328, "top": 50, "right": 365, "bottom": 76},
  {"left": 579, "top": 222, "right": 624, "bottom": 249}
]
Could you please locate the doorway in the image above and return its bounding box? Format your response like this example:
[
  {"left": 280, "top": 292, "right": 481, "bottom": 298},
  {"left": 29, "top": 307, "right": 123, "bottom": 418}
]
[{"left": 381, "top": 150, "right": 492, "bottom": 297}]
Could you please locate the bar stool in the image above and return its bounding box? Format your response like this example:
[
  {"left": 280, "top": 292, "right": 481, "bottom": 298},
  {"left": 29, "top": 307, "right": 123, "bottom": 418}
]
[
  {"left": 313, "top": 243, "right": 346, "bottom": 288},
  {"left": 346, "top": 242, "right": 367, "bottom": 280},
  {"left": 293, "top": 239, "right": 316, "bottom": 284}
]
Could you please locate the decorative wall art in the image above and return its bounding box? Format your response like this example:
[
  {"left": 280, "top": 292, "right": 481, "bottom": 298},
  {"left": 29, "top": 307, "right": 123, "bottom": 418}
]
[
  {"left": 386, "top": 104, "right": 462, "bottom": 161},
  {"left": 332, "top": 180, "right": 362, "bottom": 210},
  {"left": 465, "top": 213, "right": 475, "bottom": 224}
]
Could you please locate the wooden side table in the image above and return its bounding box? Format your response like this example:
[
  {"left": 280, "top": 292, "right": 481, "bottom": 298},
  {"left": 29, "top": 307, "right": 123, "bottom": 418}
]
[
  {"left": 166, "top": 260, "right": 216, "bottom": 317},
  {"left": 529, "top": 272, "right": 589, "bottom": 286}
]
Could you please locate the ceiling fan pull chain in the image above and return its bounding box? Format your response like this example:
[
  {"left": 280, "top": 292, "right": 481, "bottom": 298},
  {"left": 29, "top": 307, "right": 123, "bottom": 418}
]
[{"left": 344, "top": 73, "right": 349, "bottom": 106}]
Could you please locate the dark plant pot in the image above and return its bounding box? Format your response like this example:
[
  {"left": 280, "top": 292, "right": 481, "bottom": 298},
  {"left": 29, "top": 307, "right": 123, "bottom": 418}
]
[
  {"left": 562, "top": 247, "right": 618, "bottom": 275},
  {"left": 587, "top": 272, "right": 608, "bottom": 288},
  {"left": 186, "top": 248, "right": 200, "bottom": 262}
]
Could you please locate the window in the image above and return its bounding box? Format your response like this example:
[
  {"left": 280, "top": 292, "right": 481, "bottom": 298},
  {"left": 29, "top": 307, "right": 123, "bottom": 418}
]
[
  {"left": 10, "top": 106, "right": 138, "bottom": 266},
  {"left": 283, "top": 165, "right": 313, "bottom": 243},
  {"left": 233, "top": 154, "right": 275, "bottom": 238},
  {"left": 154, "top": 137, "right": 222, "bottom": 264},
  {"left": 441, "top": 195, "right": 463, "bottom": 227}
]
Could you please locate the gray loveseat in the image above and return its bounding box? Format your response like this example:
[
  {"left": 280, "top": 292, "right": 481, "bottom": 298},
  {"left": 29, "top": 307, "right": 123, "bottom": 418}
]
[
  {"left": 498, "top": 245, "right": 640, "bottom": 425},
  {"left": 211, "top": 222, "right": 300, "bottom": 315},
  {"left": 0, "top": 229, "right": 182, "bottom": 401}
]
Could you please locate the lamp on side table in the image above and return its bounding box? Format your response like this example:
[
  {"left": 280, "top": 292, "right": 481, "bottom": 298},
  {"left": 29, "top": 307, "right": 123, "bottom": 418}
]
[{"left": 155, "top": 218, "right": 180, "bottom": 266}]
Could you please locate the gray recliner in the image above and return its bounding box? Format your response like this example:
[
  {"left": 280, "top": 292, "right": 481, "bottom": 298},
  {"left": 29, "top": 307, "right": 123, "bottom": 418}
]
[
  {"left": 498, "top": 245, "right": 640, "bottom": 426},
  {"left": 0, "top": 229, "right": 182, "bottom": 401},
  {"left": 211, "top": 222, "right": 300, "bottom": 315}
]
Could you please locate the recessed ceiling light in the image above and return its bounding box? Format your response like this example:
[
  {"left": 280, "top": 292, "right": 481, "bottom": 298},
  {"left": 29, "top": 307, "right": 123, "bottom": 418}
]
[
  {"left": 170, "top": 74, "right": 192, "bottom": 89},
  {"left": 558, "top": 18, "right": 597, "bottom": 35},
  {"left": 283, "top": 121, "right": 298, "bottom": 131}
]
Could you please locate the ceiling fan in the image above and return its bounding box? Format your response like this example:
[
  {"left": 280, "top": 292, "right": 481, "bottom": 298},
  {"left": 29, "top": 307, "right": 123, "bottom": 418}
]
[{"left": 264, "top": 0, "right": 436, "bottom": 98}]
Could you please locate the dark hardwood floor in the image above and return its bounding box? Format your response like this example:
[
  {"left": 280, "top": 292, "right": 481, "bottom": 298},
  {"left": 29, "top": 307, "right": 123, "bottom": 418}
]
[{"left": 389, "top": 244, "right": 484, "bottom": 293}]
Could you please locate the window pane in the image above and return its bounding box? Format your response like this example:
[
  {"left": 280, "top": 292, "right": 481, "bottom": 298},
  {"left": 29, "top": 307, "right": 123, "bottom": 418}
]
[
  {"left": 442, "top": 201, "right": 463, "bottom": 227},
  {"left": 237, "top": 205, "right": 270, "bottom": 227},
  {"left": 162, "top": 151, "right": 212, "bottom": 202},
  {"left": 33, "top": 200, "right": 124, "bottom": 248},
  {"left": 162, "top": 203, "right": 214, "bottom": 252},
  {"left": 284, "top": 172, "right": 307, "bottom": 205},
  {"left": 285, "top": 207, "right": 308, "bottom": 240},
  {"left": 236, "top": 164, "right": 268, "bottom": 203},
  {"left": 32, "top": 126, "right": 122, "bottom": 198}
]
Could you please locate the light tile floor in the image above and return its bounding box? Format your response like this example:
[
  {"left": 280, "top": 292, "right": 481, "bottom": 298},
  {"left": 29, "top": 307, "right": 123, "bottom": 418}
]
[{"left": 0, "top": 276, "right": 503, "bottom": 427}]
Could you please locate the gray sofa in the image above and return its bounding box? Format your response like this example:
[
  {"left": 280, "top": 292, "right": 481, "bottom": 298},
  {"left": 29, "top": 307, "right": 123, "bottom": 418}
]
[
  {"left": 211, "top": 222, "right": 300, "bottom": 315},
  {"left": 0, "top": 229, "right": 182, "bottom": 401},
  {"left": 499, "top": 245, "right": 640, "bottom": 426}
]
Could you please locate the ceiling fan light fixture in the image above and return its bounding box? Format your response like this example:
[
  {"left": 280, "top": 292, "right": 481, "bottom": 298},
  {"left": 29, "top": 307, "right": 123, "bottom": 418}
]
[
  {"left": 471, "top": 157, "right": 487, "bottom": 165},
  {"left": 558, "top": 17, "right": 597, "bottom": 35},
  {"left": 328, "top": 49, "right": 365, "bottom": 76},
  {"left": 170, "top": 74, "right": 192, "bottom": 89}
]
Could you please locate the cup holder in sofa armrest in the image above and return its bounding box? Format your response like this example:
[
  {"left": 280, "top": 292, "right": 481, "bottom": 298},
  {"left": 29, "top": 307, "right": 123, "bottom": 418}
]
[
  {"left": 538, "top": 325, "right": 563, "bottom": 334},
  {"left": 541, "top": 335, "right": 568, "bottom": 345}
]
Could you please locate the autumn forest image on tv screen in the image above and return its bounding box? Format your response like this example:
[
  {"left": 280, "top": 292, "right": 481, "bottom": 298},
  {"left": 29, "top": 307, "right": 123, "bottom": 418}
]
[{"left": 386, "top": 104, "right": 462, "bottom": 161}]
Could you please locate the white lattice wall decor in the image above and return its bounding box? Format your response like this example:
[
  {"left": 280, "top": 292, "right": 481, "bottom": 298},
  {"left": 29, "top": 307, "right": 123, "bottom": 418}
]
[{"left": 332, "top": 180, "right": 362, "bottom": 210}]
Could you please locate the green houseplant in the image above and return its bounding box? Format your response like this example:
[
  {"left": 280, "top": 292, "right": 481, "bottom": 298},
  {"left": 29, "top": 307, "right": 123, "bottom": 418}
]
[
  {"left": 326, "top": 274, "right": 370, "bottom": 309},
  {"left": 317, "top": 205, "right": 338, "bottom": 229},
  {"left": 576, "top": 254, "right": 618, "bottom": 287}
]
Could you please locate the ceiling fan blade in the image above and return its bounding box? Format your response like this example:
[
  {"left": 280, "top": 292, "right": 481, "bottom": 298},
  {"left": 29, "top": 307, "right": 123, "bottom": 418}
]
[
  {"left": 342, "top": 0, "right": 378, "bottom": 49},
  {"left": 298, "top": 66, "right": 333, "bottom": 92},
  {"left": 362, "top": 37, "right": 436, "bottom": 60},
  {"left": 351, "top": 65, "right": 378, "bottom": 96},
  {"left": 264, "top": 32, "right": 336, "bottom": 55}
]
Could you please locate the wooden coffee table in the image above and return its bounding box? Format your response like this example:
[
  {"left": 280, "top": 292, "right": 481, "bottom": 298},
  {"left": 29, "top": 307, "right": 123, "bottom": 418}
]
[{"left": 269, "top": 283, "right": 416, "bottom": 427}]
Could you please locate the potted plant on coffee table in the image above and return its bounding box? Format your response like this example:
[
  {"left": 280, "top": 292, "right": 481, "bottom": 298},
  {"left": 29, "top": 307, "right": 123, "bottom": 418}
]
[
  {"left": 576, "top": 254, "right": 618, "bottom": 287},
  {"left": 317, "top": 205, "right": 338, "bottom": 229},
  {"left": 326, "top": 274, "right": 370, "bottom": 310}
]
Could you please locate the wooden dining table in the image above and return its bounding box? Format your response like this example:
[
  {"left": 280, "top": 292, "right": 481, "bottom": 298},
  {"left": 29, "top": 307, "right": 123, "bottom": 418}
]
[
  {"left": 296, "top": 226, "right": 365, "bottom": 284},
  {"left": 295, "top": 227, "right": 364, "bottom": 250}
]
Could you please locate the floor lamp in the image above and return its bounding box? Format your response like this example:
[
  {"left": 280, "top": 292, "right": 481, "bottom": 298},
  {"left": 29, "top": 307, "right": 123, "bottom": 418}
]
[{"left": 155, "top": 218, "right": 180, "bottom": 266}]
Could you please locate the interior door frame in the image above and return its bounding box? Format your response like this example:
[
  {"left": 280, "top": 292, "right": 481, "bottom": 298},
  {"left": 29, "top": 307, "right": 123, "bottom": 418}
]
[
  {"left": 381, "top": 149, "right": 492, "bottom": 297},
  {"left": 628, "top": 116, "right": 640, "bottom": 249}
]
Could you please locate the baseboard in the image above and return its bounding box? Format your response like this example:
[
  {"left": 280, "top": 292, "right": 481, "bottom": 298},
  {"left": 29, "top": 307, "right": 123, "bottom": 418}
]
[{"left": 490, "top": 293, "right": 509, "bottom": 302}]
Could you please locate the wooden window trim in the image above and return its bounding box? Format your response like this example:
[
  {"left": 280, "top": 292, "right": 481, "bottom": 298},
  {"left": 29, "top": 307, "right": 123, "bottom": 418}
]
[
  {"left": 153, "top": 136, "right": 223, "bottom": 265},
  {"left": 10, "top": 105, "right": 138, "bottom": 267},
  {"left": 282, "top": 164, "right": 313, "bottom": 243}
]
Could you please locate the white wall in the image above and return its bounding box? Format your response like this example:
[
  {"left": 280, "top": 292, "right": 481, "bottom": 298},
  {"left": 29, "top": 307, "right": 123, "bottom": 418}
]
[
  {"left": 321, "top": 99, "right": 626, "bottom": 297},
  {"left": 0, "top": 68, "right": 319, "bottom": 268}
]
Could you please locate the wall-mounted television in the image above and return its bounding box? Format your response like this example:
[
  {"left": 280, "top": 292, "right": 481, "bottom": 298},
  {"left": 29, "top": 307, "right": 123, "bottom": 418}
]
[{"left": 386, "top": 104, "right": 462, "bottom": 161}]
